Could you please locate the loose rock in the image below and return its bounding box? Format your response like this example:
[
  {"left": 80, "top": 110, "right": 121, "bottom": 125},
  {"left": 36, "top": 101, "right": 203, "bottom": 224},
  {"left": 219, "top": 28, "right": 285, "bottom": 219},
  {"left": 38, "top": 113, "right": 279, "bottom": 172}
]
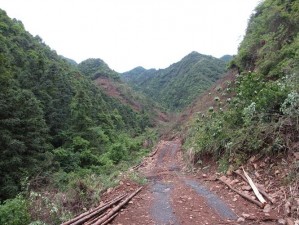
[
  {"left": 237, "top": 217, "right": 245, "bottom": 222},
  {"left": 241, "top": 213, "right": 250, "bottom": 218},
  {"left": 241, "top": 185, "right": 251, "bottom": 191},
  {"left": 278, "top": 219, "right": 286, "bottom": 225},
  {"left": 263, "top": 204, "right": 271, "bottom": 213},
  {"left": 286, "top": 218, "right": 294, "bottom": 225},
  {"left": 230, "top": 179, "right": 239, "bottom": 185},
  {"left": 285, "top": 201, "right": 291, "bottom": 216}
]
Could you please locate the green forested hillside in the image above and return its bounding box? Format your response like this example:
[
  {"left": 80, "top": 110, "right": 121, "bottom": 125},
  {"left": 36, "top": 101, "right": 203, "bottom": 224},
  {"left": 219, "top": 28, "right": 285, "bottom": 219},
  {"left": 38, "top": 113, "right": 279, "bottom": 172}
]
[
  {"left": 0, "top": 8, "right": 154, "bottom": 212},
  {"left": 79, "top": 59, "right": 165, "bottom": 127},
  {"left": 122, "top": 52, "right": 227, "bottom": 110},
  {"left": 122, "top": 66, "right": 157, "bottom": 85},
  {"left": 60, "top": 55, "right": 78, "bottom": 66},
  {"left": 78, "top": 58, "right": 119, "bottom": 80},
  {"left": 219, "top": 55, "right": 233, "bottom": 63},
  {"left": 184, "top": 0, "right": 299, "bottom": 171}
]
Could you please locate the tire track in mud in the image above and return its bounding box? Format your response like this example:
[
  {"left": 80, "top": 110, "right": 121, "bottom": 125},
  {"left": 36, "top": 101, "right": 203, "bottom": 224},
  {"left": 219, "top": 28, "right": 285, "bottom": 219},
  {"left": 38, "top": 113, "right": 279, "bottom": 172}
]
[
  {"left": 149, "top": 140, "right": 237, "bottom": 224},
  {"left": 149, "top": 141, "right": 179, "bottom": 225},
  {"left": 150, "top": 182, "right": 178, "bottom": 225},
  {"left": 113, "top": 140, "right": 239, "bottom": 225},
  {"left": 184, "top": 179, "right": 237, "bottom": 220}
]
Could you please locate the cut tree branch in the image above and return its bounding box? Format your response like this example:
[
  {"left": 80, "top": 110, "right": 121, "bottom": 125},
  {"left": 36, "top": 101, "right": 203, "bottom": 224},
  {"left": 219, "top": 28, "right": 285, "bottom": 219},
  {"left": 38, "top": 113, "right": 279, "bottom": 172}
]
[
  {"left": 150, "top": 147, "right": 159, "bottom": 157},
  {"left": 233, "top": 170, "right": 274, "bottom": 204},
  {"left": 242, "top": 168, "right": 267, "bottom": 205},
  {"left": 217, "top": 177, "right": 265, "bottom": 208}
]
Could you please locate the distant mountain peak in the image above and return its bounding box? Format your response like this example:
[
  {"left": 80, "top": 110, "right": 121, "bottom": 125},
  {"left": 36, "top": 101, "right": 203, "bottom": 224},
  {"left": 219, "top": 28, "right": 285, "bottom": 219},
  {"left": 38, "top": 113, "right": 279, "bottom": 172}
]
[
  {"left": 130, "top": 66, "right": 146, "bottom": 72},
  {"left": 220, "top": 55, "right": 233, "bottom": 63},
  {"left": 184, "top": 51, "right": 202, "bottom": 58},
  {"left": 78, "top": 58, "right": 119, "bottom": 80},
  {"left": 121, "top": 52, "right": 226, "bottom": 110}
]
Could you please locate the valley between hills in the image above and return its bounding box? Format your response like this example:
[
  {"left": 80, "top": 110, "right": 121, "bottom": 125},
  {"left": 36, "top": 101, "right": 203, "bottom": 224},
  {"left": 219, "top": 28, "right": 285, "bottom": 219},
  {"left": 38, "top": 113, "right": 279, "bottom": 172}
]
[{"left": 0, "top": 0, "right": 299, "bottom": 224}]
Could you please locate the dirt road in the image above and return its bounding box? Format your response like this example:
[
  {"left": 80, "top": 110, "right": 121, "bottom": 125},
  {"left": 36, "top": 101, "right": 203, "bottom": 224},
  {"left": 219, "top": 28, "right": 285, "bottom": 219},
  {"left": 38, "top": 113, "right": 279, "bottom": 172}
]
[{"left": 111, "top": 139, "right": 278, "bottom": 225}]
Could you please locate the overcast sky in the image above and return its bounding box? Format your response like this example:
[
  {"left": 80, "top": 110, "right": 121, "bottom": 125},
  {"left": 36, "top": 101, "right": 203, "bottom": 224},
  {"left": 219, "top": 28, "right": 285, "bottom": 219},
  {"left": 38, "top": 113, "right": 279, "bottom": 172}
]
[{"left": 0, "top": 0, "right": 261, "bottom": 72}]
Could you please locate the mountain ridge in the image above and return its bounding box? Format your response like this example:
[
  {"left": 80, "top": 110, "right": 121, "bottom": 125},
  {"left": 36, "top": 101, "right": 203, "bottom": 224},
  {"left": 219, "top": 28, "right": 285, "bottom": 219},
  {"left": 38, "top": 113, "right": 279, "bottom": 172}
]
[{"left": 122, "top": 51, "right": 227, "bottom": 110}]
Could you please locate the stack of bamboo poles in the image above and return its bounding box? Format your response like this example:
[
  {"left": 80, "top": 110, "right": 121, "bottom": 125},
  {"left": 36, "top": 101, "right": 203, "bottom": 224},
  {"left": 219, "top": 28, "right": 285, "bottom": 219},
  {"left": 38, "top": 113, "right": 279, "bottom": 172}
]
[{"left": 62, "top": 187, "right": 143, "bottom": 225}]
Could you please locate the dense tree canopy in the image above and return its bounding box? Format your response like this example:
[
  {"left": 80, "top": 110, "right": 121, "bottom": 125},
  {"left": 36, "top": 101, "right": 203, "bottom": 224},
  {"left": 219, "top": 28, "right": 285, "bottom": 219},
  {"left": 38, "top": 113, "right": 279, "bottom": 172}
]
[
  {"left": 0, "top": 9, "right": 152, "bottom": 200},
  {"left": 78, "top": 58, "right": 119, "bottom": 80}
]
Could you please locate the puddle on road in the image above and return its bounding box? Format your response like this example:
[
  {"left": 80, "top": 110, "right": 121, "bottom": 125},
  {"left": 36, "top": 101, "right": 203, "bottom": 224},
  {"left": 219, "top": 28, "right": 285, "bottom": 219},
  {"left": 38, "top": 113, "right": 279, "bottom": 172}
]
[
  {"left": 184, "top": 179, "right": 237, "bottom": 220},
  {"left": 150, "top": 181, "right": 178, "bottom": 225}
]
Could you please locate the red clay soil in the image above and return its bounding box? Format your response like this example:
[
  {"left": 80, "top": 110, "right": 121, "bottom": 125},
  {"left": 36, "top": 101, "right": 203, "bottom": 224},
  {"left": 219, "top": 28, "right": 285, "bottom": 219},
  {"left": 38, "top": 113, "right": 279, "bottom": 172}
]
[
  {"left": 94, "top": 77, "right": 171, "bottom": 126},
  {"left": 95, "top": 77, "right": 141, "bottom": 111},
  {"left": 100, "top": 139, "right": 283, "bottom": 225}
]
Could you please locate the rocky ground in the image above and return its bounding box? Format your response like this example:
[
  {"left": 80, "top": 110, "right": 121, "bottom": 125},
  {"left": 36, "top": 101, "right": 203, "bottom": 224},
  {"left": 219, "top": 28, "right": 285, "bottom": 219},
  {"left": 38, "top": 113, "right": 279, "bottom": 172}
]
[{"left": 95, "top": 139, "right": 299, "bottom": 225}]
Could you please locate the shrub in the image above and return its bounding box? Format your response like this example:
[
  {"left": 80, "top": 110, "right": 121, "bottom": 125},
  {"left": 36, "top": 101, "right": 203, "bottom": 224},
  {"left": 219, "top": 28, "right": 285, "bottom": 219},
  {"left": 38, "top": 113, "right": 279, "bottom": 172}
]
[
  {"left": 53, "top": 148, "right": 80, "bottom": 172},
  {"left": 242, "top": 102, "right": 256, "bottom": 126},
  {"left": 109, "top": 143, "right": 128, "bottom": 164},
  {"left": 281, "top": 91, "right": 299, "bottom": 117},
  {"left": 0, "top": 195, "right": 30, "bottom": 225}
]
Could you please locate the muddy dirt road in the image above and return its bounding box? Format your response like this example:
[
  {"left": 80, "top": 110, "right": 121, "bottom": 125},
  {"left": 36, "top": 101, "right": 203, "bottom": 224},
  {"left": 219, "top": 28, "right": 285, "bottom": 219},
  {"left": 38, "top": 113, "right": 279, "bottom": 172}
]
[{"left": 111, "top": 139, "right": 278, "bottom": 225}]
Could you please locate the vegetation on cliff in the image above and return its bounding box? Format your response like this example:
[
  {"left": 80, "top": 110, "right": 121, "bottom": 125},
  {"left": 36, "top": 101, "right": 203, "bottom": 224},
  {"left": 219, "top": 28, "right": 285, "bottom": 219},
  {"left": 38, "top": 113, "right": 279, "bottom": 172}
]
[{"left": 184, "top": 0, "right": 299, "bottom": 173}]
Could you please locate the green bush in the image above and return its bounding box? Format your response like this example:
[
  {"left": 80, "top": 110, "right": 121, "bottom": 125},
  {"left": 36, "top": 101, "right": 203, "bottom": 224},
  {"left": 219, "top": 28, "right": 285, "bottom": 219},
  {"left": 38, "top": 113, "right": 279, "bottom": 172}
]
[
  {"left": 281, "top": 91, "right": 299, "bottom": 117},
  {"left": 0, "top": 195, "right": 30, "bottom": 225},
  {"left": 53, "top": 148, "right": 80, "bottom": 172},
  {"left": 109, "top": 143, "right": 128, "bottom": 163}
]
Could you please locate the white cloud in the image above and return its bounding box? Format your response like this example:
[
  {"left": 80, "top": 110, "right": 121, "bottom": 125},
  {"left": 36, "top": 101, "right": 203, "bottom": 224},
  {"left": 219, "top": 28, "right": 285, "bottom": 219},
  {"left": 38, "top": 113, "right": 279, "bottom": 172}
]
[{"left": 0, "top": 0, "right": 261, "bottom": 72}]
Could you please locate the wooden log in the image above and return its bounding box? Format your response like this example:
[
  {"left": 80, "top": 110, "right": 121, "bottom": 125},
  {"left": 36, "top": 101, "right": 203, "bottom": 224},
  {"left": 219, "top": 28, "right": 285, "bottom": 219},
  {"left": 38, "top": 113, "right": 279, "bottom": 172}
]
[
  {"left": 102, "top": 213, "right": 118, "bottom": 225},
  {"left": 93, "top": 186, "right": 143, "bottom": 225},
  {"left": 242, "top": 168, "right": 266, "bottom": 205},
  {"left": 62, "top": 208, "right": 95, "bottom": 225},
  {"left": 62, "top": 202, "right": 106, "bottom": 225},
  {"left": 233, "top": 170, "right": 274, "bottom": 204},
  {"left": 132, "top": 162, "right": 143, "bottom": 170},
  {"left": 217, "top": 177, "right": 265, "bottom": 208},
  {"left": 64, "top": 193, "right": 127, "bottom": 225},
  {"left": 83, "top": 211, "right": 107, "bottom": 225},
  {"left": 150, "top": 147, "right": 159, "bottom": 157}
]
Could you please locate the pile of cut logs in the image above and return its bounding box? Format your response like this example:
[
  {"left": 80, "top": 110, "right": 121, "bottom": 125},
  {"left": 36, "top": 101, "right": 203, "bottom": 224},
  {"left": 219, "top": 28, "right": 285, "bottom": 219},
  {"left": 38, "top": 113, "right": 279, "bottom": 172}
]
[{"left": 62, "top": 187, "right": 142, "bottom": 225}]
